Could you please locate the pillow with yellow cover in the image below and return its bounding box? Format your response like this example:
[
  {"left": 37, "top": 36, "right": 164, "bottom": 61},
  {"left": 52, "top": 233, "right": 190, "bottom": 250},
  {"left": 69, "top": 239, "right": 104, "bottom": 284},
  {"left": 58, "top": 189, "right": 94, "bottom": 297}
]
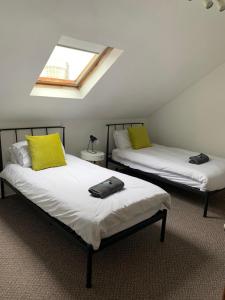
[
  {"left": 26, "top": 133, "right": 66, "bottom": 171},
  {"left": 128, "top": 127, "right": 152, "bottom": 150}
]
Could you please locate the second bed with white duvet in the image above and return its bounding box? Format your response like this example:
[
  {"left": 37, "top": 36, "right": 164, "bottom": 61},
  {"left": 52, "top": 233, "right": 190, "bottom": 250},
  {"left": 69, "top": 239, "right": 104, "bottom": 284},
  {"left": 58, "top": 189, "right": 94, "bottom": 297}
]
[{"left": 112, "top": 144, "right": 225, "bottom": 192}]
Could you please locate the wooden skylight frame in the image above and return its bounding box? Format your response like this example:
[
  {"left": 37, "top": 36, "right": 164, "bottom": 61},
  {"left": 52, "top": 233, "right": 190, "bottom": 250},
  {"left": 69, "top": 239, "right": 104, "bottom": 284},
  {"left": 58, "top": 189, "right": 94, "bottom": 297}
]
[{"left": 36, "top": 46, "right": 113, "bottom": 89}]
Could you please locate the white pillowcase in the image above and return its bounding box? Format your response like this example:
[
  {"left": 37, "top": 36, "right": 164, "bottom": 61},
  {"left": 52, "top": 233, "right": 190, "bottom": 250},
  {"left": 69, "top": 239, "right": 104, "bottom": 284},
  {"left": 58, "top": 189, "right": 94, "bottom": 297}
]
[
  {"left": 113, "top": 129, "right": 131, "bottom": 149},
  {"left": 11, "top": 141, "right": 32, "bottom": 168},
  {"left": 8, "top": 147, "right": 18, "bottom": 164}
]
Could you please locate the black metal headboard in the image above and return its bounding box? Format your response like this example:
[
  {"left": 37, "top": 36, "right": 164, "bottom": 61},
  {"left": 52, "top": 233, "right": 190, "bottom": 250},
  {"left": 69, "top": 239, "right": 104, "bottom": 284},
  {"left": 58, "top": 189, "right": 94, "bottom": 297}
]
[
  {"left": 105, "top": 122, "right": 144, "bottom": 168},
  {"left": 0, "top": 126, "right": 65, "bottom": 173}
]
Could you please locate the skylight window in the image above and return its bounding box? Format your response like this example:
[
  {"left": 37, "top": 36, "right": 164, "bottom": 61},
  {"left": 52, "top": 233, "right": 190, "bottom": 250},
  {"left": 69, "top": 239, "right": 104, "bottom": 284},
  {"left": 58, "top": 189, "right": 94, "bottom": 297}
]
[
  {"left": 31, "top": 36, "right": 123, "bottom": 99},
  {"left": 40, "top": 46, "right": 97, "bottom": 80},
  {"left": 37, "top": 45, "right": 104, "bottom": 88}
]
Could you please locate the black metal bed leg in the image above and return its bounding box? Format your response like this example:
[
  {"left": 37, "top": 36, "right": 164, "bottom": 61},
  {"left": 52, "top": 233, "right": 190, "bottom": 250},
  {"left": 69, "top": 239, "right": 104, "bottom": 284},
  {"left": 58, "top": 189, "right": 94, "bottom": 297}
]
[
  {"left": 203, "top": 192, "right": 209, "bottom": 218},
  {"left": 86, "top": 245, "right": 93, "bottom": 288},
  {"left": 0, "top": 179, "right": 5, "bottom": 199},
  {"left": 160, "top": 209, "right": 167, "bottom": 242}
]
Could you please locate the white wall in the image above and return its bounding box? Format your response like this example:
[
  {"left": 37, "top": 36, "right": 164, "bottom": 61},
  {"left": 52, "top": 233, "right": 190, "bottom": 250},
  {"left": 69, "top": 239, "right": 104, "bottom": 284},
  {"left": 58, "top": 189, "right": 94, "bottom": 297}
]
[
  {"left": 3, "top": 1, "right": 225, "bottom": 122},
  {"left": 147, "top": 62, "right": 225, "bottom": 158}
]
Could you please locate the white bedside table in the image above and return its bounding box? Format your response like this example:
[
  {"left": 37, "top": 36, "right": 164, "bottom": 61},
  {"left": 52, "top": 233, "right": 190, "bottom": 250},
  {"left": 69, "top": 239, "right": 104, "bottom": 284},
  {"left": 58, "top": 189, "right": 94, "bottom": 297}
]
[{"left": 81, "top": 150, "right": 105, "bottom": 164}]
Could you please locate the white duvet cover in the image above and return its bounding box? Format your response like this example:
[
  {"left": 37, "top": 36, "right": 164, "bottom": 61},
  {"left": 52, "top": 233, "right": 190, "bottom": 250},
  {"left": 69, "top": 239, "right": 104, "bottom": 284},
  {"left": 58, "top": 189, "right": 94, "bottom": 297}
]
[
  {"left": 0, "top": 154, "right": 170, "bottom": 250},
  {"left": 112, "top": 144, "right": 225, "bottom": 191}
]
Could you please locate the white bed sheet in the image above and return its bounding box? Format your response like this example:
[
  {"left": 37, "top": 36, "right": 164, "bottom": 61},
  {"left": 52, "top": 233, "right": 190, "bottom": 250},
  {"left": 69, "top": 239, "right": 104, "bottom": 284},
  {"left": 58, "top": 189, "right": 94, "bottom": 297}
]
[
  {"left": 0, "top": 154, "right": 170, "bottom": 250},
  {"left": 112, "top": 145, "right": 225, "bottom": 192}
]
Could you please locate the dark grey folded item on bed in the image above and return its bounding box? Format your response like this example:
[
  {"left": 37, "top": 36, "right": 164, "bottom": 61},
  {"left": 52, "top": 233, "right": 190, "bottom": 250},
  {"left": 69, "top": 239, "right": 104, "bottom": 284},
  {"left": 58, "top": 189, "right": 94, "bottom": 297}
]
[
  {"left": 89, "top": 176, "right": 124, "bottom": 198},
  {"left": 189, "top": 153, "right": 209, "bottom": 165}
]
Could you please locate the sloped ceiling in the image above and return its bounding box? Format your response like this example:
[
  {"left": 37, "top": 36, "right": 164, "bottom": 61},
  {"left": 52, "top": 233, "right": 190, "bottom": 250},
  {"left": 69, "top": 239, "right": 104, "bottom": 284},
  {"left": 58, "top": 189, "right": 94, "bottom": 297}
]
[{"left": 1, "top": 0, "right": 225, "bottom": 121}]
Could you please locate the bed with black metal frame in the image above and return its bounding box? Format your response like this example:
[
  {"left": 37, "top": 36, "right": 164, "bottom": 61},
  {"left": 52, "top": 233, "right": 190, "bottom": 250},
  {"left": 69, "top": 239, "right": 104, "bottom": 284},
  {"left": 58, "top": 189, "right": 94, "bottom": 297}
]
[
  {"left": 106, "top": 122, "right": 225, "bottom": 218},
  {"left": 0, "top": 126, "right": 167, "bottom": 288}
]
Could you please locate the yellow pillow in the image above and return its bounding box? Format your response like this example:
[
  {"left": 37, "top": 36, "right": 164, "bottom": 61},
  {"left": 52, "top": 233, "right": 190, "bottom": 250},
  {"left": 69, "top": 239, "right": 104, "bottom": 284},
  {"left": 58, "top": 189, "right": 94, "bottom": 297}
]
[
  {"left": 26, "top": 133, "right": 66, "bottom": 171},
  {"left": 128, "top": 127, "right": 152, "bottom": 150}
]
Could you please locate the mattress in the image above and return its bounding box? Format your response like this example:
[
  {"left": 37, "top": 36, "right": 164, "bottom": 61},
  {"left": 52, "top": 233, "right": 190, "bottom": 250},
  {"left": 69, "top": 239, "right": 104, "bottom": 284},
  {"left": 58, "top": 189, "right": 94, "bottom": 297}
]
[
  {"left": 112, "top": 144, "right": 225, "bottom": 192},
  {"left": 0, "top": 154, "right": 171, "bottom": 250}
]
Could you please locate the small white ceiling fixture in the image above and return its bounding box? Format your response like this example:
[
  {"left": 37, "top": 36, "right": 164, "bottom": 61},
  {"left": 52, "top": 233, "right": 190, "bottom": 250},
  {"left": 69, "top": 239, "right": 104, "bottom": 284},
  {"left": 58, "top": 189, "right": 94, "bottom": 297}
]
[{"left": 188, "top": 0, "right": 225, "bottom": 11}]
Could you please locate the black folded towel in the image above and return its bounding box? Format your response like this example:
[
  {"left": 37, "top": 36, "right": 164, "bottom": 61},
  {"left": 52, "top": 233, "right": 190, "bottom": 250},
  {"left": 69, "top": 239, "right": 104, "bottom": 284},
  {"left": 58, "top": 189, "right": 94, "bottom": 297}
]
[
  {"left": 189, "top": 153, "right": 209, "bottom": 165},
  {"left": 89, "top": 176, "right": 124, "bottom": 198}
]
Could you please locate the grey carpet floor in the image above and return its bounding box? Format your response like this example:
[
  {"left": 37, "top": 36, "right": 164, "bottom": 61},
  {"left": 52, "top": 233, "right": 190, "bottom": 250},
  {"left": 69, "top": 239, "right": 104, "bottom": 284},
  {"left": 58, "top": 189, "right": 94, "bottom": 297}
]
[{"left": 0, "top": 188, "right": 224, "bottom": 300}]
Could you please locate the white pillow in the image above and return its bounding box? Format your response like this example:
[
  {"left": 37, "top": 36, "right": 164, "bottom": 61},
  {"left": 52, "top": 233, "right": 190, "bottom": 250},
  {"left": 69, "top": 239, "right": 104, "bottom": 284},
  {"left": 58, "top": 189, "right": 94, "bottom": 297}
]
[
  {"left": 113, "top": 129, "right": 132, "bottom": 149},
  {"left": 11, "top": 141, "right": 31, "bottom": 168},
  {"left": 8, "top": 147, "right": 18, "bottom": 164},
  {"left": 10, "top": 140, "right": 66, "bottom": 168}
]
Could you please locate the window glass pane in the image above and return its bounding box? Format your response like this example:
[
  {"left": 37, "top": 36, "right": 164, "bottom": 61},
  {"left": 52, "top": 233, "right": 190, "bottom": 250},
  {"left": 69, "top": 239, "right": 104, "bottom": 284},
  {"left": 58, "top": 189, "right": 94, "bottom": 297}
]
[{"left": 39, "top": 45, "right": 97, "bottom": 81}]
